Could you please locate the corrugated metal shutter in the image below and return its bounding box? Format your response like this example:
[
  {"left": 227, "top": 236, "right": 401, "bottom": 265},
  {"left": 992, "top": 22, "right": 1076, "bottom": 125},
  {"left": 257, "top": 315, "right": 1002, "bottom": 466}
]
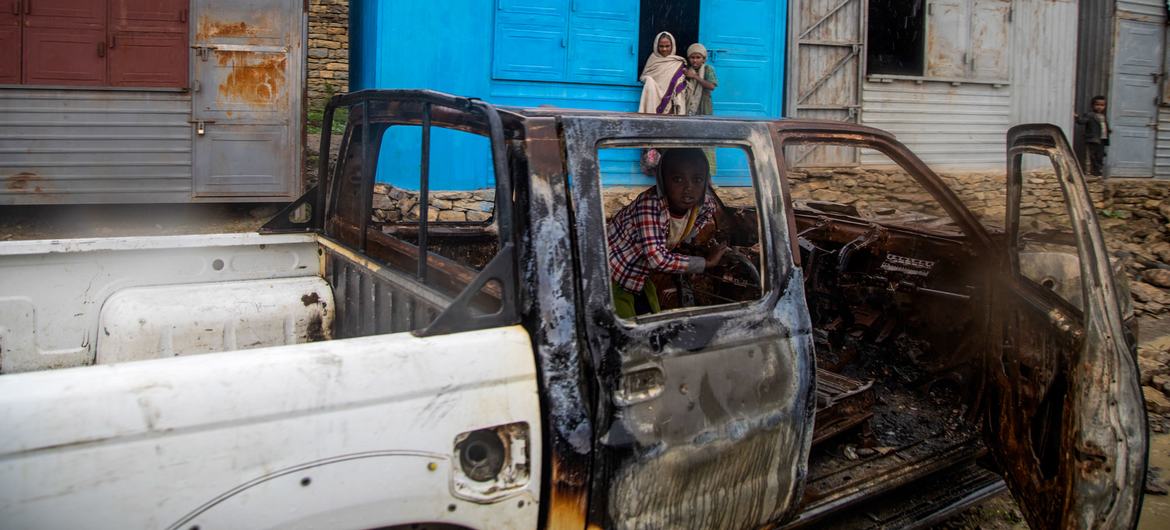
[
  {"left": 1010, "top": 0, "right": 1076, "bottom": 136},
  {"left": 566, "top": 0, "right": 638, "bottom": 84},
  {"left": 0, "top": 4, "right": 19, "bottom": 84},
  {"left": 861, "top": 80, "right": 1011, "bottom": 169},
  {"left": 1155, "top": 107, "right": 1170, "bottom": 177},
  {"left": 0, "top": 88, "right": 193, "bottom": 203},
  {"left": 23, "top": 0, "right": 107, "bottom": 86},
  {"left": 108, "top": 0, "right": 189, "bottom": 88},
  {"left": 790, "top": 0, "right": 863, "bottom": 165},
  {"left": 1118, "top": 0, "right": 1166, "bottom": 17},
  {"left": 492, "top": 0, "right": 570, "bottom": 82}
]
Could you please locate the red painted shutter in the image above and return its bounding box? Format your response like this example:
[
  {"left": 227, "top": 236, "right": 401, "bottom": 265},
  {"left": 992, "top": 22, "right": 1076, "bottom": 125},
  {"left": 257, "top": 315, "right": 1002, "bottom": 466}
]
[
  {"left": 23, "top": 0, "right": 108, "bottom": 85},
  {"left": 108, "top": 0, "right": 189, "bottom": 88},
  {"left": 0, "top": 0, "right": 20, "bottom": 84}
]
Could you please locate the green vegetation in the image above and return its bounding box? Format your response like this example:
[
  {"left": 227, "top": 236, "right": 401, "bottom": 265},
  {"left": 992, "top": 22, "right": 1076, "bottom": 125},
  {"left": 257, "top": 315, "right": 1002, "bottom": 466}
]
[{"left": 306, "top": 84, "right": 349, "bottom": 134}]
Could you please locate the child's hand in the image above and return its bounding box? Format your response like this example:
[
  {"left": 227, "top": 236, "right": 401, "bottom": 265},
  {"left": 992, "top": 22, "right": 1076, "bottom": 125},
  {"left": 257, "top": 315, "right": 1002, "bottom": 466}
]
[
  {"left": 704, "top": 245, "right": 729, "bottom": 269},
  {"left": 684, "top": 68, "right": 697, "bottom": 80}
]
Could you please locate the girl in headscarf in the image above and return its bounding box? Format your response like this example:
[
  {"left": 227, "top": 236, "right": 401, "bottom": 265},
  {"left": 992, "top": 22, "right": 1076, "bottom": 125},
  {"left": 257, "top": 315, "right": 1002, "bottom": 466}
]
[
  {"left": 683, "top": 43, "right": 718, "bottom": 117},
  {"left": 683, "top": 42, "right": 719, "bottom": 173},
  {"left": 638, "top": 31, "right": 688, "bottom": 116}
]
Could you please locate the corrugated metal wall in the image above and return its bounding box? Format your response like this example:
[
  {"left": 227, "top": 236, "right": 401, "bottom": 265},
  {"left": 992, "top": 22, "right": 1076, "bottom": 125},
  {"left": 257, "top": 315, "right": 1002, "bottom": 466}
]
[
  {"left": 1156, "top": 106, "right": 1170, "bottom": 177},
  {"left": 1158, "top": 26, "right": 1170, "bottom": 178},
  {"left": 860, "top": 81, "right": 1012, "bottom": 168},
  {"left": 0, "top": 89, "right": 194, "bottom": 203},
  {"left": 1009, "top": 0, "right": 1077, "bottom": 139},
  {"left": 1075, "top": 0, "right": 1113, "bottom": 145}
]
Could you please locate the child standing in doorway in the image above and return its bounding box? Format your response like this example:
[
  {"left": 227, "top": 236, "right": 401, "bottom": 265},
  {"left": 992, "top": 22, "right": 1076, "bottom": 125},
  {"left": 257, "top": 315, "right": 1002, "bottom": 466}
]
[
  {"left": 1076, "top": 95, "right": 1110, "bottom": 176},
  {"left": 684, "top": 43, "right": 719, "bottom": 173},
  {"left": 684, "top": 43, "right": 718, "bottom": 117}
]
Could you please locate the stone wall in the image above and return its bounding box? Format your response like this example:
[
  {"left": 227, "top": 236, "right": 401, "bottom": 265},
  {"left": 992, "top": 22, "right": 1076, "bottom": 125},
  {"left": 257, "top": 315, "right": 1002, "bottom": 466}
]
[
  {"left": 372, "top": 184, "right": 495, "bottom": 223},
  {"left": 307, "top": 0, "right": 349, "bottom": 107}
]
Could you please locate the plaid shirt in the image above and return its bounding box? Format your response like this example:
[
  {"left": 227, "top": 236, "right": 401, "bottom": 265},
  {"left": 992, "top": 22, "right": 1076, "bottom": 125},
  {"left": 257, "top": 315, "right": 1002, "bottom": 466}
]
[{"left": 607, "top": 187, "right": 717, "bottom": 293}]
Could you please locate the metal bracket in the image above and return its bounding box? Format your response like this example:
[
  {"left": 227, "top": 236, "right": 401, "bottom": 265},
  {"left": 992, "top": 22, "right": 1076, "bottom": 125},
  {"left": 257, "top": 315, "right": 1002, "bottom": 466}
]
[
  {"left": 260, "top": 186, "right": 319, "bottom": 234},
  {"left": 416, "top": 243, "right": 520, "bottom": 337}
]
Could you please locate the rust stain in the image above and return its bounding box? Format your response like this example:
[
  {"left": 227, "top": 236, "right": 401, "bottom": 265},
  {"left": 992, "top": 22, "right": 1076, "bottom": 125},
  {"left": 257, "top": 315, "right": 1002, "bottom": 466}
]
[
  {"left": 196, "top": 17, "right": 257, "bottom": 40},
  {"left": 6, "top": 172, "right": 42, "bottom": 193},
  {"left": 215, "top": 50, "right": 286, "bottom": 106}
]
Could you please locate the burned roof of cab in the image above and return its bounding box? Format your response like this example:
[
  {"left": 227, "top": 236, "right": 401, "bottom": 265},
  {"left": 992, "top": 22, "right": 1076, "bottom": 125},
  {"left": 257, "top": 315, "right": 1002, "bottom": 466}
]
[{"left": 331, "top": 89, "right": 897, "bottom": 141}]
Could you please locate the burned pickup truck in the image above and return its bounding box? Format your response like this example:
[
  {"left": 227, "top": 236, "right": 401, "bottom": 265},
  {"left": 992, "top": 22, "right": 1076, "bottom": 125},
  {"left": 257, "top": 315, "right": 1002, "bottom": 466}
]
[{"left": 0, "top": 90, "right": 1147, "bottom": 529}]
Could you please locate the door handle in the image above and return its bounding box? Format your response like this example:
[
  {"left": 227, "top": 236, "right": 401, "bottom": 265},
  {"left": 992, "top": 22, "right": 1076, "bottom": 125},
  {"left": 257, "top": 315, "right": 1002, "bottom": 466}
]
[
  {"left": 109, "top": 34, "right": 116, "bottom": 49},
  {"left": 97, "top": 41, "right": 106, "bottom": 58},
  {"left": 23, "top": 0, "right": 28, "bottom": 14},
  {"left": 10, "top": 1, "right": 17, "bottom": 15},
  {"left": 179, "top": 8, "right": 187, "bottom": 23}
]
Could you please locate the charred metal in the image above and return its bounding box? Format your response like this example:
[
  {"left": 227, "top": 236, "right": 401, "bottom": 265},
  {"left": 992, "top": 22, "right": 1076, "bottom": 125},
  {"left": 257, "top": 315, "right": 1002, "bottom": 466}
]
[{"left": 269, "top": 90, "right": 1146, "bottom": 530}]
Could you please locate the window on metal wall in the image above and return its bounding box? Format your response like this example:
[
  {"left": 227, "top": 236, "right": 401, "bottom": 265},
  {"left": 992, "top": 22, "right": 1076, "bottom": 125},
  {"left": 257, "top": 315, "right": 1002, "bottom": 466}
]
[
  {"left": 1, "top": 0, "right": 189, "bottom": 87},
  {"left": 866, "top": 0, "right": 1010, "bottom": 82}
]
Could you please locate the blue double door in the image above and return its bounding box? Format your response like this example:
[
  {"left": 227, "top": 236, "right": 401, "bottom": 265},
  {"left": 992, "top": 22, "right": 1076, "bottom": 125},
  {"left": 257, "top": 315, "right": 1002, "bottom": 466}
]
[{"left": 377, "top": 0, "right": 785, "bottom": 190}]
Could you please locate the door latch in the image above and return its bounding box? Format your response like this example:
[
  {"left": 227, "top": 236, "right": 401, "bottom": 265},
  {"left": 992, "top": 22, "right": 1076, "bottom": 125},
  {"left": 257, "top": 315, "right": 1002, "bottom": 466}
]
[
  {"left": 188, "top": 120, "right": 216, "bottom": 135},
  {"left": 192, "top": 45, "right": 216, "bottom": 62}
]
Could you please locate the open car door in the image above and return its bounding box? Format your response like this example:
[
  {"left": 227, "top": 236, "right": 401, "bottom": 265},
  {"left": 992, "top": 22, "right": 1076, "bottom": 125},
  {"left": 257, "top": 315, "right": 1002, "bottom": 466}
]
[{"left": 987, "top": 124, "right": 1147, "bottom": 529}]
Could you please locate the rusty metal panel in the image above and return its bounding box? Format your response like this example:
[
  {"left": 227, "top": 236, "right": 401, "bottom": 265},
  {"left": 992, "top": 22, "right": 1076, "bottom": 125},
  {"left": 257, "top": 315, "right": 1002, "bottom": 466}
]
[
  {"left": 190, "top": 0, "right": 303, "bottom": 198},
  {"left": 860, "top": 80, "right": 1011, "bottom": 169},
  {"left": 1010, "top": 0, "right": 1077, "bottom": 141},
  {"left": 788, "top": 0, "right": 864, "bottom": 165},
  {"left": 0, "top": 87, "right": 194, "bottom": 204}
]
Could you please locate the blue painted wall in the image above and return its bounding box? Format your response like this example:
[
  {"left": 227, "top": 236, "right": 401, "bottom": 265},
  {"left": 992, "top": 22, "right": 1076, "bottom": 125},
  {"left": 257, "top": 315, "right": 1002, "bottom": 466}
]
[{"left": 350, "top": 0, "right": 787, "bottom": 190}]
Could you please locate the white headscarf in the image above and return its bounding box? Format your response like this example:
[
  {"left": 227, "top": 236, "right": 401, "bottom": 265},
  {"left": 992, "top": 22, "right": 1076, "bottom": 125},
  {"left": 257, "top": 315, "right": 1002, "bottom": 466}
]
[{"left": 638, "top": 31, "right": 687, "bottom": 114}]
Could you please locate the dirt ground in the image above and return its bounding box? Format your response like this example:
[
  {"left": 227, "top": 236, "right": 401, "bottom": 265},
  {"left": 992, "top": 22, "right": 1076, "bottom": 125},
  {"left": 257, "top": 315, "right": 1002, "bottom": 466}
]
[
  {"left": 1, "top": 203, "right": 1165, "bottom": 529},
  {"left": 0, "top": 203, "right": 279, "bottom": 241}
]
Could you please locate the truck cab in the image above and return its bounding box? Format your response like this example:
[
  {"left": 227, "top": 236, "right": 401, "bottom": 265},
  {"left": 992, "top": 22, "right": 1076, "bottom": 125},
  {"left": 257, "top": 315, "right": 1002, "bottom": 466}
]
[{"left": 0, "top": 90, "right": 1147, "bottom": 529}]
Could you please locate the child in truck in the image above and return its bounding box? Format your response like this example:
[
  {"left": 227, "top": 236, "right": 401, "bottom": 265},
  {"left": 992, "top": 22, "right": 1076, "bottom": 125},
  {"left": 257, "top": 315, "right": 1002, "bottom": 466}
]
[{"left": 607, "top": 148, "right": 728, "bottom": 318}]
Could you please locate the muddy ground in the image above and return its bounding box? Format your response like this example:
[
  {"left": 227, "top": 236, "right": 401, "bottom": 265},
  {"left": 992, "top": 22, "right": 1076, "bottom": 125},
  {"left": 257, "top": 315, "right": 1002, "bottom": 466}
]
[{"left": 1, "top": 201, "right": 1168, "bottom": 529}]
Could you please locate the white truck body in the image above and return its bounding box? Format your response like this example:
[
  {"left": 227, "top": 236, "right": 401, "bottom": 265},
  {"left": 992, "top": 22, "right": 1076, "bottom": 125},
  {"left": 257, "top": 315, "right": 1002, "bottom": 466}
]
[{"left": 0, "top": 234, "right": 541, "bottom": 529}]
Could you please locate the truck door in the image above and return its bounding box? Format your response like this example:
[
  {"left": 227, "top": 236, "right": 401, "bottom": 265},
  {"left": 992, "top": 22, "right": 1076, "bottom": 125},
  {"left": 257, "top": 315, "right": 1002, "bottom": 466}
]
[
  {"left": 987, "top": 124, "right": 1147, "bottom": 529},
  {"left": 562, "top": 116, "right": 817, "bottom": 529}
]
